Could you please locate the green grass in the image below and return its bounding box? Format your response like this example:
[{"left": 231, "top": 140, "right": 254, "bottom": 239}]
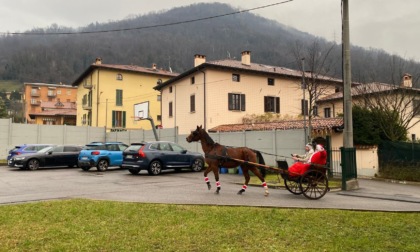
[
  {"left": 0, "top": 80, "right": 22, "bottom": 92},
  {"left": 0, "top": 199, "right": 418, "bottom": 251}
]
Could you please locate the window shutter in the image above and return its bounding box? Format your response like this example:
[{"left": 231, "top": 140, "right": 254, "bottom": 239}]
[
  {"left": 123, "top": 111, "right": 126, "bottom": 128},
  {"left": 264, "top": 96, "right": 268, "bottom": 112},
  {"left": 240, "top": 94, "right": 246, "bottom": 111},
  {"left": 276, "top": 97, "right": 280, "bottom": 113},
  {"left": 228, "top": 93, "right": 233, "bottom": 110},
  {"left": 112, "top": 111, "right": 115, "bottom": 127}
]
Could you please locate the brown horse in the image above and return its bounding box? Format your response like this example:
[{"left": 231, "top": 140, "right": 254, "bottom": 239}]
[{"left": 186, "top": 125, "right": 269, "bottom": 196}]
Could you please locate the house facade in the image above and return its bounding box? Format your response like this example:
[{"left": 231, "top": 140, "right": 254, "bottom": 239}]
[
  {"left": 154, "top": 51, "right": 344, "bottom": 134},
  {"left": 72, "top": 58, "right": 177, "bottom": 131},
  {"left": 317, "top": 75, "right": 420, "bottom": 140},
  {"left": 23, "top": 83, "right": 78, "bottom": 125}
]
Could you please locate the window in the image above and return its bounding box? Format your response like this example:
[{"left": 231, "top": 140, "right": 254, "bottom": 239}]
[
  {"left": 116, "top": 73, "right": 123, "bottom": 80},
  {"left": 264, "top": 96, "right": 280, "bottom": 113},
  {"left": 47, "top": 90, "right": 55, "bottom": 96},
  {"left": 301, "top": 99, "right": 309, "bottom": 116},
  {"left": 324, "top": 108, "right": 331, "bottom": 118},
  {"left": 157, "top": 95, "right": 161, "bottom": 101},
  {"left": 169, "top": 86, "right": 173, "bottom": 93},
  {"left": 190, "top": 95, "right": 195, "bottom": 112},
  {"left": 414, "top": 100, "right": 420, "bottom": 116},
  {"left": 112, "top": 111, "right": 126, "bottom": 128},
  {"left": 66, "top": 90, "right": 72, "bottom": 95},
  {"left": 116, "top": 89, "right": 123, "bottom": 106},
  {"left": 232, "top": 74, "right": 240, "bottom": 82},
  {"left": 268, "top": 78, "right": 275, "bottom": 86},
  {"left": 313, "top": 106, "right": 318, "bottom": 116},
  {"left": 191, "top": 77, "right": 195, "bottom": 84},
  {"left": 228, "top": 93, "right": 245, "bottom": 111},
  {"left": 169, "top": 102, "right": 173, "bottom": 117},
  {"left": 157, "top": 115, "right": 162, "bottom": 121},
  {"left": 57, "top": 90, "right": 62, "bottom": 94}
]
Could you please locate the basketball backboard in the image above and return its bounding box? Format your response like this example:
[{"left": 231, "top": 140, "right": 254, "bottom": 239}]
[{"left": 134, "top": 101, "right": 149, "bottom": 121}]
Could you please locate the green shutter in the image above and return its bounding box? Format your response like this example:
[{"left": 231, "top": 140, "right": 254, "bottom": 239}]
[
  {"left": 240, "top": 94, "right": 246, "bottom": 111},
  {"left": 276, "top": 97, "right": 280, "bottom": 113},
  {"left": 228, "top": 93, "right": 233, "bottom": 110},
  {"left": 112, "top": 111, "right": 115, "bottom": 127},
  {"left": 123, "top": 111, "right": 126, "bottom": 128}
]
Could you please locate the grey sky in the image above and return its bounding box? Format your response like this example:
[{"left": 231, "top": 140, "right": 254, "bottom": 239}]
[{"left": 1, "top": 0, "right": 419, "bottom": 61}]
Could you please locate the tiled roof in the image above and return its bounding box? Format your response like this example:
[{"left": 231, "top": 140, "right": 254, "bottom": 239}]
[
  {"left": 41, "top": 101, "right": 76, "bottom": 109},
  {"left": 29, "top": 109, "right": 76, "bottom": 116},
  {"left": 319, "top": 82, "right": 420, "bottom": 101},
  {"left": 208, "top": 118, "right": 344, "bottom": 132},
  {"left": 72, "top": 63, "right": 178, "bottom": 86}
]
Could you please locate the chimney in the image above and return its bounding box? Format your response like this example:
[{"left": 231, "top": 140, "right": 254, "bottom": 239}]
[
  {"left": 152, "top": 63, "right": 157, "bottom": 70},
  {"left": 95, "top": 57, "right": 102, "bottom": 65},
  {"left": 241, "top": 51, "right": 251, "bottom": 66},
  {"left": 194, "top": 54, "right": 206, "bottom": 67},
  {"left": 401, "top": 73, "right": 412, "bottom": 88}
]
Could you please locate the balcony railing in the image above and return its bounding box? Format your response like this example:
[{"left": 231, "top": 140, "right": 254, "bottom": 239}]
[
  {"left": 30, "top": 100, "right": 41, "bottom": 106},
  {"left": 47, "top": 92, "right": 56, "bottom": 97},
  {"left": 82, "top": 103, "right": 92, "bottom": 110},
  {"left": 83, "top": 83, "right": 93, "bottom": 89},
  {"left": 31, "top": 91, "right": 40, "bottom": 97}
]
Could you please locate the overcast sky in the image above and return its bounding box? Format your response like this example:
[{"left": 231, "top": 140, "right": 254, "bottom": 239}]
[{"left": 1, "top": 0, "right": 419, "bottom": 61}]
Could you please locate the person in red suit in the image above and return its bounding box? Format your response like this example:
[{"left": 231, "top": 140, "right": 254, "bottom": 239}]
[{"left": 288, "top": 144, "right": 327, "bottom": 176}]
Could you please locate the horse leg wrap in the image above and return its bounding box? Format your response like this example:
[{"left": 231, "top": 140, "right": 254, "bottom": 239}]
[
  {"left": 205, "top": 177, "right": 211, "bottom": 190},
  {"left": 215, "top": 181, "right": 221, "bottom": 194},
  {"left": 262, "top": 182, "right": 269, "bottom": 196},
  {"left": 237, "top": 185, "right": 247, "bottom": 195}
]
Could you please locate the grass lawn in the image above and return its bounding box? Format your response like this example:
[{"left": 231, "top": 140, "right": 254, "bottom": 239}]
[{"left": 0, "top": 199, "right": 418, "bottom": 251}]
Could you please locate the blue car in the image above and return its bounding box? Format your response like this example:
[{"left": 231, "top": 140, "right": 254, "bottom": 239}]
[
  {"left": 7, "top": 144, "right": 54, "bottom": 167},
  {"left": 78, "top": 142, "right": 128, "bottom": 171},
  {"left": 122, "top": 141, "right": 204, "bottom": 175}
]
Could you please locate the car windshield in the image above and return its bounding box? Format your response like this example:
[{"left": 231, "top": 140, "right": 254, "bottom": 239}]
[{"left": 38, "top": 146, "right": 54, "bottom": 153}]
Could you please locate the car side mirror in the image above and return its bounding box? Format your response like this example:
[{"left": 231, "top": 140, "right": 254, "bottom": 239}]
[
  {"left": 181, "top": 150, "right": 187, "bottom": 154},
  {"left": 47, "top": 151, "right": 53, "bottom": 155}
]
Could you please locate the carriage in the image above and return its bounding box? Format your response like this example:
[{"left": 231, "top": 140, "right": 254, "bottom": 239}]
[{"left": 186, "top": 125, "right": 330, "bottom": 200}]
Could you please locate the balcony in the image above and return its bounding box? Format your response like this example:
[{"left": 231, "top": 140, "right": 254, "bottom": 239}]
[
  {"left": 47, "top": 92, "right": 56, "bottom": 97},
  {"left": 31, "top": 91, "right": 40, "bottom": 97},
  {"left": 30, "top": 100, "right": 41, "bottom": 106},
  {"left": 82, "top": 102, "right": 92, "bottom": 110},
  {"left": 83, "top": 83, "right": 93, "bottom": 89}
]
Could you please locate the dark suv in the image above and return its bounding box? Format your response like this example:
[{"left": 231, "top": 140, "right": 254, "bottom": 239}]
[
  {"left": 78, "top": 142, "right": 128, "bottom": 171},
  {"left": 122, "top": 141, "right": 204, "bottom": 175}
]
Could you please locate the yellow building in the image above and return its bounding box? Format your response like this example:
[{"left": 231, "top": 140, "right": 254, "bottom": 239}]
[
  {"left": 23, "top": 83, "right": 78, "bottom": 125},
  {"left": 72, "top": 58, "right": 177, "bottom": 131},
  {"left": 154, "top": 51, "right": 344, "bottom": 134}
]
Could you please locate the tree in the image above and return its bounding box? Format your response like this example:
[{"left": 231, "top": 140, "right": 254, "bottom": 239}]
[
  {"left": 291, "top": 39, "right": 340, "bottom": 141},
  {"left": 352, "top": 80, "right": 419, "bottom": 141},
  {"left": 0, "top": 98, "right": 8, "bottom": 118}
]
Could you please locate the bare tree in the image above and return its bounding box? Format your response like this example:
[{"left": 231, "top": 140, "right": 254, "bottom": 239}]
[
  {"left": 292, "top": 39, "right": 340, "bottom": 140},
  {"left": 352, "top": 76, "right": 420, "bottom": 141}
]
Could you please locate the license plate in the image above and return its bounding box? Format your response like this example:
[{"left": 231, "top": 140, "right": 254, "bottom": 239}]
[
  {"left": 126, "top": 155, "right": 132, "bottom": 159},
  {"left": 81, "top": 157, "right": 88, "bottom": 160}
]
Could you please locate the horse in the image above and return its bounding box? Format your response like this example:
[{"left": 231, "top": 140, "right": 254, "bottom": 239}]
[{"left": 186, "top": 125, "right": 269, "bottom": 196}]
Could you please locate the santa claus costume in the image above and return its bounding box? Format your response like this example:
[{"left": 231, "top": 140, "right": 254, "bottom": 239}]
[{"left": 288, "top": 144, "right": 327, "bottom": 176}]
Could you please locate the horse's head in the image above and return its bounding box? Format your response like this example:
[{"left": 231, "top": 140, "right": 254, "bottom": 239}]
[{"left": 186, "top": 125, "right": 204, "bottom": 143}]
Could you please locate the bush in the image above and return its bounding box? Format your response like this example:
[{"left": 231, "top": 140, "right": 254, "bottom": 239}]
[{"left": 378, "top": 162, "right": 420, "bottom": 182}]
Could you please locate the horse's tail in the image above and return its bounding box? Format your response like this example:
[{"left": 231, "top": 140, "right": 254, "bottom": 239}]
[{"left": 254, "top": 150, "right": 267, "bottom": 178}]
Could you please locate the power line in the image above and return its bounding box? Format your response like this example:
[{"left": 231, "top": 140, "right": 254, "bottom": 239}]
[{"left": 1, "top": 1, "right": 293, "bottom": 36}]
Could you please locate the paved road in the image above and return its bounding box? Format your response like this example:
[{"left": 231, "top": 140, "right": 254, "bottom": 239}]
[{"left": 1, "top": 166, "right": 419, "bottom": 211}]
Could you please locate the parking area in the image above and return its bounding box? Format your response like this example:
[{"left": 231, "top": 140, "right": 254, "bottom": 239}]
[{"left": 1, "top": 165, "right": 420, "bottom": 211}]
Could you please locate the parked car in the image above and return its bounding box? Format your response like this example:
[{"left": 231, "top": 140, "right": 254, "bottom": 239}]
[
  {"left": 78, "top": 142, "right": 128, "bottom": 171},
  {"left": 122, "top": 141, "right": 205, "bottom": 175},
  {"left": 12, "top": 145, "right": 83, "bottom": 170},
  {"left": 7, "top": 144, "right": 55, "bottom": 167}
]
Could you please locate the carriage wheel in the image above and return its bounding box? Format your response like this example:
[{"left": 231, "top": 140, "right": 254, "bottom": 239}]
[
  {"left": 299, "top": 170, "right": 328, "bottom": 200},
  {"left": 284, "top": 176, "right": 303, "bottom": 195}
]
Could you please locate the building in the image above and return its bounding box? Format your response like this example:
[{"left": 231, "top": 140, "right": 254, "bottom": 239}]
[
  {"left": 23, "top": 83, "right": 78, "bottom": 125},
  {"left": 72, "top": 58, "right": 178, "bottom": 131},
  {"left": 318, "top": 74, "right": 420, "bottom": 140},
  {"left": 154, "top": 51, "right": 344, "bottom": 134}
]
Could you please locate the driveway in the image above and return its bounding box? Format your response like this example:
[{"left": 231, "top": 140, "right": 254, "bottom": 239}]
[{"left": 1, "top": 166, "right": 419, "bottom": 211}]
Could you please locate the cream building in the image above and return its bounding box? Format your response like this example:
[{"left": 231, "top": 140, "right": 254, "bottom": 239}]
[
  {"left": 154, "top": 51, "right": 344, "bottom": 134},
  {"left": 72, "top": 58, "right": 177, "bottom": 131}
]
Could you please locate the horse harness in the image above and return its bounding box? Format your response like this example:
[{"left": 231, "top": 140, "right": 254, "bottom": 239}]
[{"left": 204, "top": 144, "right": 231, "bottom": 167}]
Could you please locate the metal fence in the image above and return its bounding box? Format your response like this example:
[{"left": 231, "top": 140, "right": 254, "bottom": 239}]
[{"left": 329, "top": 147, "right": 342, "bottom": 177}]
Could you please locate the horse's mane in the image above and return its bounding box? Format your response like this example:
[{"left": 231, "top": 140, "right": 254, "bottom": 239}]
[{"left": 200, "top": 129, "right": 215, "bottom": 145}]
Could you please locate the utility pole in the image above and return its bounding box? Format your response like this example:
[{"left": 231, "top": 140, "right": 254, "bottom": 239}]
[
  {"left": 343, "top": 0, "right": 353, "bottom": 148},
  {"left": 301, "top": 58, "right": 308, "bottom": 145}
]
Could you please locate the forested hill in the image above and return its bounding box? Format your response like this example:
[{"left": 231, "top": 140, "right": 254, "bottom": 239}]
[{"left": 0, "top": 2, "right": 419, "bottom": 87}]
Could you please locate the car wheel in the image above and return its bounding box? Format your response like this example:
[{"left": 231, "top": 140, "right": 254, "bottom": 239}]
[
  {"left": 27, "top": 159, "right": 40, "bottom": 171},
  {"left": 148, "top": 160, "right": 162, "bottom": 175},
  {"left": 96, "top": 159, "right": 109, "bottom": 172},
  {"left": 191, "top": 159, "right": 204, "bottom": 172},
  {"left": 81, "top": 166, "right": 91, "bottom": 171},
  {"left": 128, "top": 168, "right": 140, "bottom": 175}
]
